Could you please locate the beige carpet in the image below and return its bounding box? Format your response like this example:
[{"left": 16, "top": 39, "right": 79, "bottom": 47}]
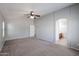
[{"left": 0, "top": 37, "right": 79, "bottom": 56}]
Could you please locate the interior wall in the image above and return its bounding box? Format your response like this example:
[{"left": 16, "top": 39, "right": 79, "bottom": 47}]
[
  {"left": 34, "top": 13, "right": 55, "bottom": 42},
  {"left": 0, "top": 11, "right": 5, "bottom": 51},
  {"left": 68, "top": 4, "right": 79, "bottom": 48},
  {"left": 34, "top": 7, "right": 70, "bottom": 43},
  {"left": 5, "top": 16, "right": 34, "bottom": 40}
]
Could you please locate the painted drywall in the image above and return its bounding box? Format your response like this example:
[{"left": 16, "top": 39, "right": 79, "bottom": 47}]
[
  {"left": 5, "top": 16, "right": 34, "bottom": 40},
  {"left": 34, "top": 13, "right": 55, "bottom": 42},
  {"left": 0, "top": 12, "right": 5, "bottom": 51},
  {"left": 34, "top": 6, "right": 70, "bottom": 43},
  {"left": 67, "top": 4, "right": 79, "bottom": 48}
]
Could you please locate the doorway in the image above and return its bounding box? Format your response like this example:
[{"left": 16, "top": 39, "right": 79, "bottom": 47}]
[{"left": 55, "top": 18, "right": 68, "bottom": 47}]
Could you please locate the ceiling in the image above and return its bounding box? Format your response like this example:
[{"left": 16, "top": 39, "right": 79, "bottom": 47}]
[{"left": 0, "top": 3, "right": 74, "bottom": 19}]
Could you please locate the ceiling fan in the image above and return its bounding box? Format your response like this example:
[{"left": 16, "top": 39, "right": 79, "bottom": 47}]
[{"left": 24, "top": 11, "right": 40, "bottom": 19}]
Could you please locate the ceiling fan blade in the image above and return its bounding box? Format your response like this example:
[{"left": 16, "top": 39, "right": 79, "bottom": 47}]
[
  {"left": 24, "top": 11, "right": 40, "bottom": 19},
  {"left": 24, "top": 14, "right": 30, "bottom": 18},
  {"left": 35, "top": 15, "right": 40, "bottom": 17}
]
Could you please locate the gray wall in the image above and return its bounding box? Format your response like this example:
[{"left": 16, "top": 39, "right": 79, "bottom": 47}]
[
  {"left": 5, "top": 17, "right": 34, "bottom": 40},
  {"left": 34, "top": 13, "right": 55, "bottom": 42},
  {"left": 35, "top": 4, "right": 79, "bottom": 48},
  {"left": 68, "top": 4, "right": 79, "bottom": 47},
  {"left": 0, "top": 12, "right": 5, "bottom": 51}
]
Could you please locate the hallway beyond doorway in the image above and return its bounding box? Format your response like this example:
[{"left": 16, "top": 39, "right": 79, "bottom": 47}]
[{"left": 55, "top": 18, "right": 68, "bottom": 47}]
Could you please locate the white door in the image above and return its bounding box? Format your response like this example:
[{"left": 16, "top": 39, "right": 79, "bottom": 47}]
[{"left": 30, "top": 25, "right": 35, "bottom": 37}]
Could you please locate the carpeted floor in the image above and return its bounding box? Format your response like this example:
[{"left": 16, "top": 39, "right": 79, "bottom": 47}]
[{"left": 0, "top": 37, "right": 79, "bottom": 56}]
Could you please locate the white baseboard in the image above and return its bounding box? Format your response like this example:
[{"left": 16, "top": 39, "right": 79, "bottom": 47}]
[
  {"left": 0, "top": 41, "right": 5, "bottom": 52},
  {"left": 70, "top": 47, "right": 79, "bottom": 50},
  {"left": 6, "top": 36, "right": 35, "bottom": 41},
  {"left": 0, "top": 46, "right": 3, "bottom": 52}
]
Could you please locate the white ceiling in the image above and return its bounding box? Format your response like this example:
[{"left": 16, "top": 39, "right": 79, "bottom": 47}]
[{"left": 0, "top": 3, "right": 74, "bottom": 19}]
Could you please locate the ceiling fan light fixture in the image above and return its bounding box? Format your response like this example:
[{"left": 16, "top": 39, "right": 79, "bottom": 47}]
[
  {"left": 30, "top": 16, "right": 34, "bottom": 19},
  {"left": 25, "top": 11, "right": 40, "bottom": 19}
]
